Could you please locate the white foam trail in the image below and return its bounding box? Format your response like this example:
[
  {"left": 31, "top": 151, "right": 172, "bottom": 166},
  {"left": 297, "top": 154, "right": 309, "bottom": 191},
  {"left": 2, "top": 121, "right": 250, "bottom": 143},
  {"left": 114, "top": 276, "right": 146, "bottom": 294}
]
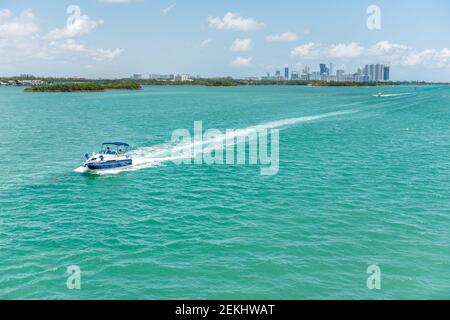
[
  {"left": 74, "top": 166, "right": 89, "bottom": 173},
  {"left": 75, "top": 109, "right": 357, "bottom": 175},
  {"left": 373, "top": 93, "right": 414, "bottom": 97},
  {"left": 252, "top": 109, "right": 357, "bottom": 130}
]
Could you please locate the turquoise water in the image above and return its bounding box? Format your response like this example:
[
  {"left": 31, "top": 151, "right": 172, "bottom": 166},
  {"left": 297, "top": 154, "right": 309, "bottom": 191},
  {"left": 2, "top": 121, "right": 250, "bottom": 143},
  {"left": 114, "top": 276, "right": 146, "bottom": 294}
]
[{"left": 1, "top": 85, "right": 449, "bottom": 299}]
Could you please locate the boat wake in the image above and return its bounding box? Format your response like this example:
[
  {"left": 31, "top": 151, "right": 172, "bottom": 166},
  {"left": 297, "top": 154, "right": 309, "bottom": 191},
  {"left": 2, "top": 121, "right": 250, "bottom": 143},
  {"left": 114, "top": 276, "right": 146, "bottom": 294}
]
[
  {"left": 74, "top": 109, "right": 357, "bottom": 175},
  {"left": 373, "top": 93, "right": 414, "bottom": 97}
]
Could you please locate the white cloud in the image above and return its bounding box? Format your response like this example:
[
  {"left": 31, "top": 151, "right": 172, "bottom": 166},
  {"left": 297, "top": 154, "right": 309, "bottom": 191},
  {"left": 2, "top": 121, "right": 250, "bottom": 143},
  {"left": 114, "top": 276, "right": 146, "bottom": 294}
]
[
  {"left": 0, "top": 9, "right": 39, "bottom": 38},
  {"left": 59, "top": 39, "right": 86, "bottom": 52},
  {"left": 162, "top": 4, "right": 176, "bottom": 15},
  {"left": 291, "top": 43, "right": 320, "bottom": 58},
  {"left": 208, "top": 12, "right": 265, "bottom": 31},
  {"left": 266, "top": 32, "right": 298, "bottom": 42},
  {"left": 231, "top": 38, "right": 252, "bottom": 52},
  {"left": 402, "top": 48, "right": 450, "bottom": 67},
  {"left": 368, "top": 41, "right": 408, "bottom": 56},
  {"left": 367, "top": 41, "right": 450, "bottom": 68},
  {"left": 45, "top": 14, "right": 104, "bottom": 39},
  {"left": 440, "top": 48, "right": 450, "bottom": 59},
  {"left": 90, "top": 48, "right": 124, "bottom": 61},
  {"left": 367, "top": 41, "right": 409, "bottom": 64},
  {"left": 292, "top": 42, "right": 366, "bottom": 60},
  {"left": 0, "top": 9, "right": 42, "bottom": 60},
  {"left": 0, "top": 9, "right": 122, "bottom": 64},
  {"left": 232, "top": 56, "right": 252, "bottom": 67},
  {"left": 290, "top": 40, "right": 450, "bottom": 70},
  {"left": 403, "top": 49, "right": 436, "bottom": 66},
  {"left": 0, "top": 9, "right": 12, "bottom": 22},
  {"left": 201, "top": 39, "right": 211, "bottom": 47},
  {"left": 327, "top": 42, "right": 365, "bottom": 59}
]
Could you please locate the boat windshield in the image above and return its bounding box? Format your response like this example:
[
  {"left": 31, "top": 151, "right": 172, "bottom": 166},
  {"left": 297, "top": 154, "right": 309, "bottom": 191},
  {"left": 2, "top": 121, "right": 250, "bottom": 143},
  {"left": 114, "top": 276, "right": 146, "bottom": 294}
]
[{"left": 101, "top": 143, "right": 130, "bottom": 155}]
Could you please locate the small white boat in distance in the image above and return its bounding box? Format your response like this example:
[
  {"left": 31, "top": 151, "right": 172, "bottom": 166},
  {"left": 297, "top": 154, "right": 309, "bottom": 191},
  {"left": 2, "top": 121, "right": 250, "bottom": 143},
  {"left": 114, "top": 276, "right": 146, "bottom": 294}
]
[{"left": 83, "top": 142, "right": 132, "bottom": 170}]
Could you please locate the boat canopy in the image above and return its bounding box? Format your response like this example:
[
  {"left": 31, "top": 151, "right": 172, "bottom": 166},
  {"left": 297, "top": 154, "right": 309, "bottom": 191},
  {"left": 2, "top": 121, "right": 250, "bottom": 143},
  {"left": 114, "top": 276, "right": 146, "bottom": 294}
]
[{"left": 102, "top": 142, "right": 130, "bottom": 147}]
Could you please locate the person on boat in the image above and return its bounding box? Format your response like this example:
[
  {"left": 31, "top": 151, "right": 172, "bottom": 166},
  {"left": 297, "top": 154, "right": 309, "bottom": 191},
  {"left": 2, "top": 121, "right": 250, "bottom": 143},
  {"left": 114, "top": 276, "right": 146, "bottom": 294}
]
[{"left": 106, "top": 146, "right": 111, "bottom": 154}]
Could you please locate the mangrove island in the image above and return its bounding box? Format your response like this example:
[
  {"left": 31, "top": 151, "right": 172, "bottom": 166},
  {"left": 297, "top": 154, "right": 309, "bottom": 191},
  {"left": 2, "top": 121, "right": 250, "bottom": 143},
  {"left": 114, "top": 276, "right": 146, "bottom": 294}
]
[{"left": 25, "top": 81, "right": 142, "bottom": 92}]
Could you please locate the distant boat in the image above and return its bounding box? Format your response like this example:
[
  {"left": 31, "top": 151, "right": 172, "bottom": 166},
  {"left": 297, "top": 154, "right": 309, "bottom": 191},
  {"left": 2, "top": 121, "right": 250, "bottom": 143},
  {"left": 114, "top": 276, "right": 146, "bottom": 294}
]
[{"left": 83, "top": 142, "right": 132, "bottom": 170}]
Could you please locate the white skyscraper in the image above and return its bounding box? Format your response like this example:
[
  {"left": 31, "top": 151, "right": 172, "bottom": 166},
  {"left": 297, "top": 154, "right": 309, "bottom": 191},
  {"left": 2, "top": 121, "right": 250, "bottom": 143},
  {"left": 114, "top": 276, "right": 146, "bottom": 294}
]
[
  {"left": 375, "top": 64, "right": 385, "bottom": 82},
  {"left": 336, "top": 70, "right": 345, "bottom": 82},
  {"left": 303, "top": 65, "right": 311, "bottom": 74},
  {"left": 369, "top": 65, "right": 375, "bottom": 81}
]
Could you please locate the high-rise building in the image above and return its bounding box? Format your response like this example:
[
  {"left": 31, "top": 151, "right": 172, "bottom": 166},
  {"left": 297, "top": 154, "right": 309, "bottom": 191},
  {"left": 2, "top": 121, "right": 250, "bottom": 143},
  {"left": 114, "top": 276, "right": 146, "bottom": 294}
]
[
  {"left": 363, "top": 64, "right": 387, "bottom": 82},
  {"left": 374, "top": 64, "right": 384, "bottom": 82},
  {"left": 261, "top": 73, "right": 270, "bottom": 81},
  {"left": 311, "top": 72, "right": 320, "bottom": 81},
  {"left": 262, "top": 63, "right": 390, "bottom": 83},
  {"left": 163, "top": 74, "right": 175, "bottom": 81},
  {"left": 149, "top": 74, "right": 175, "bottom": 81},
  {"left": 174, "top": 74, "right": 190, "bottom": 81},
  {"left": 383, "top": 66, "right": 390, "bottom": 81},
  {"left": 301, "top": 73, "right": 311, "bottom": 81},
  {"left": 20, "top": 74, "right": 35, "bottom": 79},
  {"left": 336, "top": 70, "right": 345, "bottom": 82},
  {"left": 132, "top": 74, "right": 143, "bottom": 80},
  {"left": 303, "top": 65, "right": 311, "bottom": 74},
  {"left": 275, "top": 70, "right": 283, "bottom": 80},
  {"left": 369, "top": 64, "right": 375, "bottom": 81}
]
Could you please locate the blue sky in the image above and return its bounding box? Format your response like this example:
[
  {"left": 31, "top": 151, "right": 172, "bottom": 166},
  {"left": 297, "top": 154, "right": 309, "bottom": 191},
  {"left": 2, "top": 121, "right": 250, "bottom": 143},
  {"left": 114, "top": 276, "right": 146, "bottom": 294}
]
[{"left": 1, "top": 0, "right": 450, "bottom": 81}]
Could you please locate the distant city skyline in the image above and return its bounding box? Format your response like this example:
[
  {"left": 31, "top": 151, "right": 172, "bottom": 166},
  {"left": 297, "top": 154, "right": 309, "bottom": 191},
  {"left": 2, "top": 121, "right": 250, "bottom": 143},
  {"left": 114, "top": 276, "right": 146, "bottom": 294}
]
[
  {"left": 261, "top": 62, "right": 390, "bottom": 82},
  {"left": 0, "top": 0, "right": 449, "bottom": 81}
]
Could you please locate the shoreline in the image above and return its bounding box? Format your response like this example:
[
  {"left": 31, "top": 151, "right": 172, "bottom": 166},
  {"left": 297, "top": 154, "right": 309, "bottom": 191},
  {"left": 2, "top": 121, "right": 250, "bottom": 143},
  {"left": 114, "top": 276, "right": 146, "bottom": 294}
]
[
  {"left": 24, "top": 88, "right": 143, "bottom": 93},
  {"left": 18, "top": 81, "right": 445, "bottom": 92},
  {"left": 23, "top": 82, "right": 143, "bottom": 93}
]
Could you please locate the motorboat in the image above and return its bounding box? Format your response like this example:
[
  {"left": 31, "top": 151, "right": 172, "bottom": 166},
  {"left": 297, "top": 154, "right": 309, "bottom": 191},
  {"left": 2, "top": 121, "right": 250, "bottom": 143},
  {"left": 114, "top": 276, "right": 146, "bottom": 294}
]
[{"left": 83, "top": 142, "right": 132, "bottom": 170}]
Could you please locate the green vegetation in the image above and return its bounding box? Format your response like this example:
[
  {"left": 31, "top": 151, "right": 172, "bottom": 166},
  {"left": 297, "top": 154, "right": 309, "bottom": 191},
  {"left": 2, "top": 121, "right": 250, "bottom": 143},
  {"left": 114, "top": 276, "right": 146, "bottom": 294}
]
[
  {"left": 203, "top": 79, "right": 240, "bottom": 87},
  {"left": 101, "top": 81, "right": 142, "bottom": 90},
  {"left": 136, "top": 78, "right": 397, "bottom": 87},
  {"left": 25, "top": 81, "right": 142, "bottom": 92},
  {"left": 137, "top": 78, "right": 241, "bottom": 87},
  {"left": 136, "top": 78, "right": 310, "bottom": 87},
  {"left": 16, "top": 76, "right": 445, "bottom": 92},
  {"left": 24, "top": 79, "right": 399, "bottom": 91},
  {"left": 26, "top": 82, "right": 104, "bottom": 92}
]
